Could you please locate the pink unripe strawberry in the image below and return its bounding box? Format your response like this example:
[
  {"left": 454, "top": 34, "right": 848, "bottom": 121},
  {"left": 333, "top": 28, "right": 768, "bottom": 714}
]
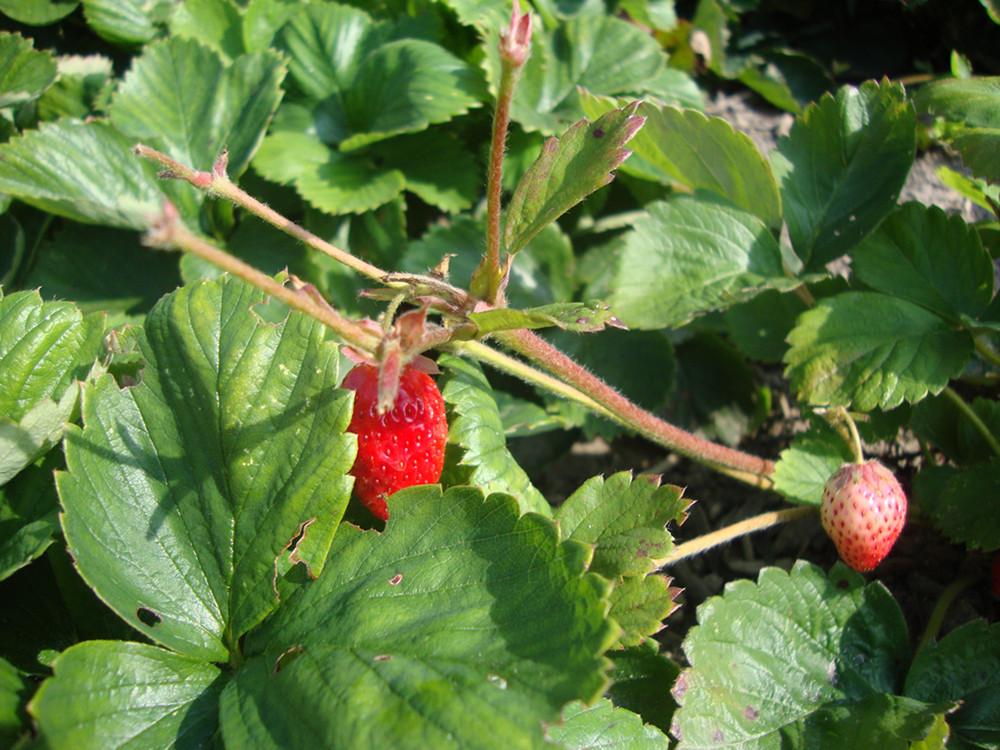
[{"left": 820, "top": 460, "right": 907, "bottom": 573}]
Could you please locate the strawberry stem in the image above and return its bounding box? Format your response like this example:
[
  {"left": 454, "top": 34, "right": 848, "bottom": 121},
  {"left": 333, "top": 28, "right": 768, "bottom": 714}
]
[
  {"left": 655, "top": 505, "right": 818, "bottom": 567},
  {"left": 942, "top": 386, "right": 1000, "bottom": 459},
  {"left": 915, "top": 573, "right": 975, "bottom": 654}
]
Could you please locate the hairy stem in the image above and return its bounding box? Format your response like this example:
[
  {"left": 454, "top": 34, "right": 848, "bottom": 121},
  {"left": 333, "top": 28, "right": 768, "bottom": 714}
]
[
  {"left": 655, "top": 505, "right": 818, "bottom": 567},
  {"left": 483, "top": 67, "right": 516, "bottom": 304},
  {"left": 494, "top": 328, "right": 776, "bottom": 486}
]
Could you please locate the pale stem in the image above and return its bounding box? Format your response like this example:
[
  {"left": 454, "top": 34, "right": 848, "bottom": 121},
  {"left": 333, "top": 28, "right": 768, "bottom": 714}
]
[
  {"left": 494, "top": 328, "right": 776, "bottom": 487},
  {"left": 655, "top": 505, "right": 818, "bottom": 567},
  {"left": 143, "top": 210, "right": 380, "bottom": 354}
]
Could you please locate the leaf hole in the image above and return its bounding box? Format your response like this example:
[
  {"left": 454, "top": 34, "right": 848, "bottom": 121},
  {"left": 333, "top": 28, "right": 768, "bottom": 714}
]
[
  {"left": 274, "top": 645, "right": 305, "bottom": 674},
  {"left": 136, "top": 607, "right": 161, "bottom": 627}
]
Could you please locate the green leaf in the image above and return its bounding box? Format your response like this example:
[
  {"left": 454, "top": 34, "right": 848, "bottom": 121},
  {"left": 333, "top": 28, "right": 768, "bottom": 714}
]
[
  {"left": 852, "top": 203, "right": 994, "bottom": 321},
  {"left": 773, "top": 430, "right": 852, "bottom": 507},
  {"left": 0, "top": 0, "right": 78, "bottom": 25},
  {"left": 926, "top": 459, "right": 1000, "bottom": 550},
  {"left": 590, "top": 99, "right": 782, "bottom": 230},
  {"left": 35, "top": 54, "right": 115, "bottom": 120},
  {"left": 169, "top": 0, "right": 246, "bottom": 60},
  {"left": 0, "top": 384, "right": 77, "bottom": 487},
  {"left": 30, "top": 641, "right": 227, "bottom": 749},
  {"left": 501, "top": 103, "right": 644, "bottom": 256},
  {"left": 109, "top": 37, "right": 285, "bottom": 179},
  {"left": 0, "top": 290, "right": 104, "bottom": 425},
  {"left": 0, "top": 31, "right": 57, "bottom": 108},
  {"left": 469, "top": 300, "right": 624, "bottom": 335},
  {"left": 611, "top": 193, "right": 795, "bottom": 329},
  {"left": 439, "top": 353, "right": 551, "bottom": 516},
  {"left": 609, "top": 574, "right": 681, "bottom": 648},
  {"left": 947, "top": 125, "right": 1000, "bottom": 184},
  {"left": 0, "top": 454, "right": 61, "bottom": 581},
  {"left": 673, "top": 562, "right": 913, "bottom": 749},
  {"left": 905, "top": 621, "right": 1000, "bottom": 749},
  {"left": 0, "top": 119, "right": 174, "bottom": 230},
  {"left": 606, "top": 639, "right": 680, "bottom": 736},
  {"left": 771, "top": 80, "right": 916, "bottom": 271},
  {"left": 549, "top": 699, "right": 671, "bottom": 749},
  {"left": 911, "top": 395, "right": 1000, "bottom": 466},
  {"left": 556, "top": 472, "right": 688, "bottom": 578},
  {"left": 725, "top": 289, "right": 808, "bottom": 363},
  {"left": 277, "top": 3, "right": 483, "bottom": 149},
  {"left": 493, "top": 14, "right": 669, "bottom": 134},
  {"left": 56, "top": 275, "right": 355, "bottom": 661},
  {"left": 797, "top": 694, "right": 956, "bottom": 750},
  {"left": 220, "top": 487, "right": 618, "bottom": 749},
  {"left": 0, "top": 655, "right": 27, "bottom": 747},
  {"left": 915, "top": 76, "right": 1000, "bottom": 130},
  {"left": 81, "top": 0, "right": 177, "bottom": 46},
  {"left": 784, "top": 291, "right": 972, "bottom": 411}
]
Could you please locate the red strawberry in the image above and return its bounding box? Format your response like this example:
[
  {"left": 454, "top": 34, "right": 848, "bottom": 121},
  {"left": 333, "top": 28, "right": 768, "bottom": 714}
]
[
  {"left": 342, "top": 363, "right": 448, "bottom": 521},
  {"left": 820, "top": 460, "right": 907, "bottom": 573}
]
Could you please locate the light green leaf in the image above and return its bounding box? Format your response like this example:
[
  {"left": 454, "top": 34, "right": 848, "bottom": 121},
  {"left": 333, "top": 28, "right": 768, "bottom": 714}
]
[
  {"left": 915, "top": 76, "right": 1000, "bottom": 130},
  {"left": 81, "top": 0, "right": 178, "bottom": 46},
  {"left": 936, "top": 165, "right": 1000, "bottom": 212},
  {"left": 0, "top": 289, "right": 104, "bottom": 424},
  {"left": 0, "top": 384, "right": 77, "bottom": 487},
  {"left": 220, "top": 487, "right": 618, "bottom": 749},
  {"left": 109, "top": 37, "right": 285, "bottom": 179},
  {"left": 585, "top": 99, "right": 782, "bottom": 230},
  {"left": 0, "top": 453, "right": 60, "bottom": 582},
  {"left": 0, "top": 31, "right": 57, "bottom": 108},
  {"left": 439, "top": 353, "right": 551, "bottom": 516},
  {"left": 784, "top": 291, "right": 972, "bottom": 410},
  {"left": 0, "top": 655, "right": 26, "bottom": 747},
  {"left": 491, "top": 14, "right": 669, "bottom": 134},
  {"left": 0, "top": 0, "right": 78, "bottom": 25},
  {"left": 609, "top": 574, "right": 681, "bottom": 647},
  {"left": 169, "top": 0, "right": 246, "bottom": 60},
  {"left": 35, "top": 54, "right": 114, "bottom": 120},
  {"left": 852, "top": 203, "right": 994, "bottom": 321},
  {"left": 673, "top": 562, "right": 913, "bottom": 749},
  {"left": 947, "top": 125, "right": 1000, "bottom": 184},
  {"left": 771, "top": 80, "right": 916, "bottom": 271},
  {"left": 611, "top": 193, "right": 795, "bottom": 329},
  {"left": 277, "top": 3, "right": 483, "bottom": 149},
  {"left": 501, "top": 103, "right": 643, "bottom": 256},
  {"left": 556, "top": 472, "right": 688, "bottom": 578},
  {"left": 549, "top": 699, "right": 671, "bottom": 749},
  {"left": 905, "top": 620, "right": 1000, "bottom": 749},
  {"left": 30, "top": 641, "right": 226, "bottom": 749},
  {"left": 56, "top": 275, "right": 355, "bottom": 661},
  {"left": 772, "top": 431, "right": 851, "bottom": 506},
  {"left": 469, "top": 300, "right": 623, "bottom": 335},
  {"left": 0, "top": 119, "right": 177, "bottom": 229}
]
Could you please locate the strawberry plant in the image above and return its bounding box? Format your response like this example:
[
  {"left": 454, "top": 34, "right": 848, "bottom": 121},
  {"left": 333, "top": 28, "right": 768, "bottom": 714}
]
[{"left": 1, "top": 1, "right": 999, "bottom": 748}]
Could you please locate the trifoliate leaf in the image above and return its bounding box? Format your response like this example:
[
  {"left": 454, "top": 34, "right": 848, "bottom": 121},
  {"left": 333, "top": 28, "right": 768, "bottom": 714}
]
[
  {"left": 56, "top": 275, "right": 355, "bottom": 661},
  {"left": 905, "top": 620, "right": 1000, "bottom": 749},
  {"left": 439, "top": 353, "right": 551, "bottom": 516},
  {"left": 784, "top": 291, "right": 972, "bottom": 410},
  {"left": 109, "top": 36, "right": 285, "bottom": 179},
  {"left": 771, "top": 80, "right": 915, "bottom": 271},
  {"left": 549, "top": 699, "right": 671, "bottom": 749},
  {"left": 853, "top": 203, "right": 994, "bottom": 322},
  {"left": 0, "top": 31, "right": 57, "bottom": 108},
  {"left": 501, "top": 103, "right": 644, "bottom": 256},
  {"left": 556, "top": 472, "right": 688, "bottom": 578},
  {"left": 221, "top": 487, "right": 618, "bottom": 749},
  {"left": 612, "top": 193, "right": 796, "bottom": 330},
  {"left": 673, "top": 562, "right": 916, "bottom": 748},
  {"left": 30, "top": 641, "right": 226, "bottom": 749}
]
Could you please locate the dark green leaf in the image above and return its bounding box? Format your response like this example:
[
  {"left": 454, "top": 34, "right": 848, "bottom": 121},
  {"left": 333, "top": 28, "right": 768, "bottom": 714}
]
[
  {"left": 607, "top": 639, "right": 680, "bottom": 735},
  {"left": 771, "top": 80, "right": 916, "bottom": 271},
  {"left": 501, "top": 103, "right": 644, "bottom": 256},
  {"left": 549, "top": 699, "right": 671, "bottom": 749},
  {"left": 556, "top": 472, "right": 688, "bottom": 578},
  {"left": 915, "top": 76, "right": 1000, "bottom": 130},
  {"left": 905, "top": 620, "right": 1000, "bottom": 750},
  {"left": 673, "top": 562, "right": 912, "bottom": 748},
  {"left": 911, "top": 395, "right": 1000, "bottom": 466},
  {"left": 0, "top": 655, "right": 27, "bottom": 748},
  {"left": 0, "top": 31, "right": 57, "bottom": 108},
  {"left": 221, "top": 487, "right": 618, "bottom": 749},
  {"left": 611, "top": 193, "right": 795, "bottom": 329},
  {"left": 56, "top": 275, "right": 355, "bottom": 660},
  {"left": 0, "top": 454, "right": 60, "bottom": 581},
  {"left": 852, "top": 203, "right": 994, "bottom": 321},
  {"left": 784, "top": 291, "right": 972, "bottom": 411},
  {"left": 439, "top": 353, "right": 551, "bottom": 516},
  {"left": 927, "top": 459, "right": 1000, "bottom": 550},
  {"left": 109, "top": 37, "right": 285, "bottom": 179},
  {"left": 30, "top": 641, "right": 227, "bottom": 749},
  {"left": 796, "top": 694, "right": 956, "bottom": 750},
  {"left": 947, "top": 125, "right": 1000, "bottom": 184},
  {"left": 725, "top": 289, "right": 808, "bottom": 363}
]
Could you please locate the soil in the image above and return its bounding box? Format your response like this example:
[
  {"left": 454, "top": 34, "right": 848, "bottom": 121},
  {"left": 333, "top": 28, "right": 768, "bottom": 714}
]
[{"left": 528, "top": 89, "right": 1000, "bottom": 662}]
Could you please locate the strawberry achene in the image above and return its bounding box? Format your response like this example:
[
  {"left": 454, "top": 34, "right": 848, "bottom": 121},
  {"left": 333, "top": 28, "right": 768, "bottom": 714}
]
[
  {"left": 820, "top": 460, "right": 907, "bottom": 573},
  {"left": 342, "top": 363, "right": 448, "bottom": 521}
]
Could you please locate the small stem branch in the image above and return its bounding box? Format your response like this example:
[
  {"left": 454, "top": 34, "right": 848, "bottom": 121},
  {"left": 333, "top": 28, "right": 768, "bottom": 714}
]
[
  {"left": 974, "top": 333, "right": 1000, "bottom": 372},
  {"left": 134, "top": 144, "right": 390, "bottom": 284},
  {"left": 143, "top": 206, "right": 380, "bottom": 353},
  {"left": 656, "top": 505, "right": 818, "bottom": 567},
  {"left": 839, "top": 408, "right": 865, "bottom": 464},
  {"left": 494, "top": 328, "right": 776, "bottom": 487},
  {"left": 915, "top": 574, "right": 975, "bottom": 654},
  {"left": 942, "top": 386, "right": 1000, "bottom": 459}
]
